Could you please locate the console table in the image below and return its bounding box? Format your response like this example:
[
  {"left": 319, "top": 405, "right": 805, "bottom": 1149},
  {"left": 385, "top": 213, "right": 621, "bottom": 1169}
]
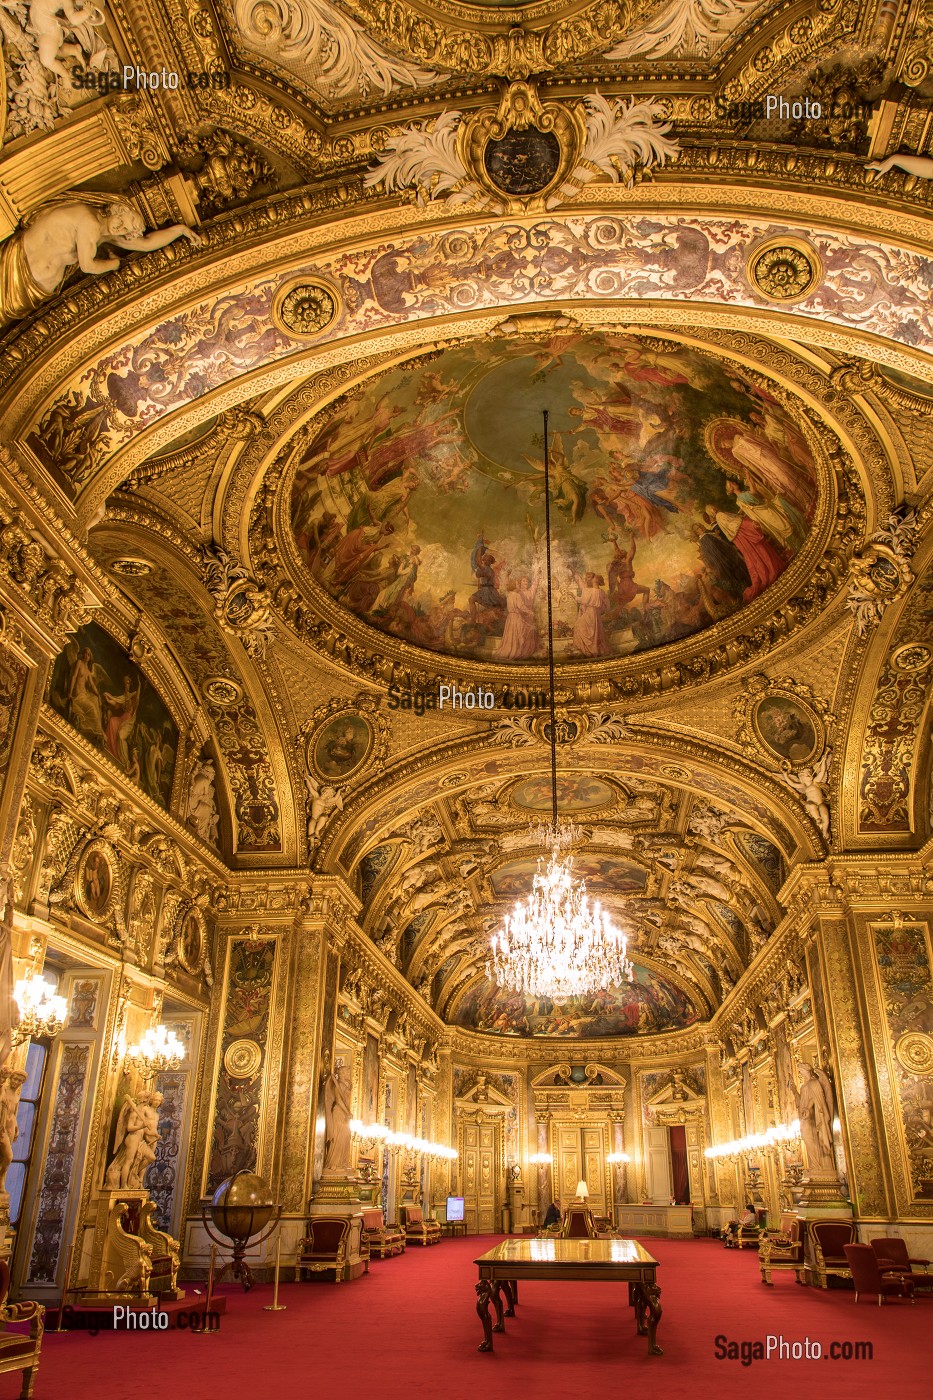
[{"left": 473, "top": 1237, "right": 662, "bottom": 1357}]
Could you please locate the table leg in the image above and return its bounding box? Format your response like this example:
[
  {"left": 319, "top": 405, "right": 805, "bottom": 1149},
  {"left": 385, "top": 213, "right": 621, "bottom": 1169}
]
[
  {"left": 643, "top": 1281, "right": 663, "bottom": 1356},
  {"left": 512, "top": 1279, "right": 519, "bottom": 1306},
  {"left": 491, "top": 1281, "right": 506, "bottom": 1333},
  {"left": 501, "top": 1279, "right": 516, "bottom": 1317},
  {"left": 475, "top": 1281, "right": 494, "bottom": 1352}
]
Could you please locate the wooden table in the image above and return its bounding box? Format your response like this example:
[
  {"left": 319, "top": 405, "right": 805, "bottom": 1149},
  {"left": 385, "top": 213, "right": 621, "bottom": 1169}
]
[{"left": 473, "top": 1237, "right": 663, "bottom": 1356}]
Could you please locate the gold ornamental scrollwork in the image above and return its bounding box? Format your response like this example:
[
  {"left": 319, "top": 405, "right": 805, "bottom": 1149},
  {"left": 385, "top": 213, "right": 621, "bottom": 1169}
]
[
  {"left": 458, "top": 82, "right": 586, "bottom": 215},
  {"left": 746, "top": 238, "right": 822, "bottom": 304}
]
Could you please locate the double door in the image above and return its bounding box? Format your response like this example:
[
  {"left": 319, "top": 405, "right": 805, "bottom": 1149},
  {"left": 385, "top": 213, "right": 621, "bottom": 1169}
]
[
  {"left": 460, "top": 1121, "right": 499, "bottom": 1234},
  {"left": 555, "top": 1124, "right": 607, "bottom": 1216}
]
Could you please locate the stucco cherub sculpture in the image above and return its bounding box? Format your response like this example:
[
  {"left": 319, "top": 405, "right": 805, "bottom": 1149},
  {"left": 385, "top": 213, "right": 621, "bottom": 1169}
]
[{"left": 0, "top": 198, "right": 201, "bottom": 328}]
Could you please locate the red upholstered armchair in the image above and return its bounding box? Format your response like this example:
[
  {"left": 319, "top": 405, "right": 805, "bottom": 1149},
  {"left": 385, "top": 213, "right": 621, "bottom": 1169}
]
[
  {"left": 0, "top": 1259, "right": 44, "bottom": 1400},
  {"left": 759, "top": 1217, "right": 805, "bottom": 1285},
  {"left": 870, "top": 1237, "right": 933, "bottom": 1291},
  {"left": 296, "top": 1217, "right": 354, "bottom": 1282},
  {"left": 400, "top": 1205, "right": 441, "bottom": 1245},
  {"left": 806, "top": 1219, "right": 857, "bottom": 1288},
  {"left": 844, "top": 1244, "right": 914, "bottom": 1305},
  {"left": 361, "top": 1209, "right": 406, "bottom": 1259},
  {"left": 563, "top": 1205, "right": 597, "bottom": 1238}
]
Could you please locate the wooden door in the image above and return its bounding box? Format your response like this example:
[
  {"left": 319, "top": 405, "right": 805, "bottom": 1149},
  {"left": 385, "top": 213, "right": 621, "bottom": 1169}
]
[
  {"left": 555, "top": 1125, "right": 607, "bottom": 1215},
  {"left": 460, "top": 1122, "right": 498, "bottom": 1233}
]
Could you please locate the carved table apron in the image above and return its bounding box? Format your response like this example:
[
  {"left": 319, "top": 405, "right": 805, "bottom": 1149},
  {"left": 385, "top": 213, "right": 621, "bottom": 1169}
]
[{"left": 473, "top": 1238, "right": 663, "bottom": 1357}]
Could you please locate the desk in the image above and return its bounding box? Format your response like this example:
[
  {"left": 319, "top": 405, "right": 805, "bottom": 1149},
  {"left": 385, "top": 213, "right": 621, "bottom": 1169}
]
[
  {"left": 614, "top": 1204, "right": 693, "bottom": 1237},
  {"left": 473, "top": 1237, "right": 662, "bottom": 1357}
]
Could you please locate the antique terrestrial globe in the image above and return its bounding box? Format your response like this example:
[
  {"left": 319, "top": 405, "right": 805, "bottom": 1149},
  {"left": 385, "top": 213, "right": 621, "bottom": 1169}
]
[{"left": 202, "top": 1170, "right": 280, "bottom": 1290}]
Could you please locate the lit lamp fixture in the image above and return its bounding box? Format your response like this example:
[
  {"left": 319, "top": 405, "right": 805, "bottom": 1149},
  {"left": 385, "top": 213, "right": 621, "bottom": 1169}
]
[
  {"left": 124, "top": 1024, "right": 185, "bottom": 1078},
  {"left": 574, "top": 1179, "right": 590, "bottom": 1202},
  {"left": 528, "top": 1152, "right": 553, "bottom": 1165},
  {"left": 12, "top": 975, "right": 68, "bottom": 1045},
  {"left": 489, "top": 410, "right": 634, "bottom": 1003},
  {"left": 349, "top": 1120, "right": 457, "bottom": 1161},
  {"left": 704, "top": 1119, "right": 802, "bottom": 1162},
  {"left": 607, "top": 1152, "right": 631, "bottom": 1165}
]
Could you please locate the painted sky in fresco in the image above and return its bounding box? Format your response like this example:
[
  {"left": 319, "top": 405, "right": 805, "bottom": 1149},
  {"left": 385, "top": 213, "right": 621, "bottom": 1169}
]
[{"left": 290, "top": 333, "right": 817, "bottom": 662}]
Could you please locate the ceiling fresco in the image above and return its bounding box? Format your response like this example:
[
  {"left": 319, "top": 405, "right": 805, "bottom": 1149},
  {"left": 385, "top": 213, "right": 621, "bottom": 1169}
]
[
  {"left": 290, "top": 333, "right": 818, "bottom": 663},
  {"left": 451, "top": 963, "right": 700, "bottom": 1036}
]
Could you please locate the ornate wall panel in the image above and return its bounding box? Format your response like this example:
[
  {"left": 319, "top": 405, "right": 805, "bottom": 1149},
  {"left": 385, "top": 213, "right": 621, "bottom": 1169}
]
[
  {"left": 869, "top": 917, "right": 933, "bottom": 1205},
  {"left": 25, "top": 1043, "right": 90, "bottom": 1285},
  {"left": 204, "top": 931, "right": 279, "bottom": 1192}
]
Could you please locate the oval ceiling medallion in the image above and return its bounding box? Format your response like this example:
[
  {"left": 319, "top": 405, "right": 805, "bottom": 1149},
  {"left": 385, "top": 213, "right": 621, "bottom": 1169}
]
[{"left": 289, "top": 332, "right": 820, "bottom": 666}]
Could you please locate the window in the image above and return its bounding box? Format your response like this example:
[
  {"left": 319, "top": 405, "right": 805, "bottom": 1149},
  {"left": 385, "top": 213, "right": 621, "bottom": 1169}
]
[{"left": 8, "top": 1041, "right": 48, "bottom": 1226}]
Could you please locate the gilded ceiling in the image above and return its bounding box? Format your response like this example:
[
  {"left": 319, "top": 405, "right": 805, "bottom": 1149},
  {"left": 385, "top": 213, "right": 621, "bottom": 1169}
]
[{"left": 3, "top": 0, "right": 933, "bottom": 1041}]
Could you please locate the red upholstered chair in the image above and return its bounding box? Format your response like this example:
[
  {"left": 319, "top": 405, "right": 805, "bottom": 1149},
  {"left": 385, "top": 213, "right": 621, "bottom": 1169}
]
[
  {"left": 361, "top": 1209, "right": 406, "bottom": 1259},
  {"left": 844, "top": 1244, "right": 914, "bottom": 1305},
  {"left": 563, "top": 1205, "right": 598, "bottom": 1238},
  {"left": 806, "top": 1219, "right": 857, "bottom": 1288},
  {"left": 0, "top": 1259, "right": 44, "bottom": 1399},
  {"left": 400, "top": 1205, "right": 441, "bottom": 1245},
  {"left": 870, "top": 1237, "right": 933, "bottom": 1291},
  {"left": 759, "top": 1217, "right": 806, "bottom": 1285},
  {"left": 295, "top": 1217, "right": 354, "bottom": 1282}
]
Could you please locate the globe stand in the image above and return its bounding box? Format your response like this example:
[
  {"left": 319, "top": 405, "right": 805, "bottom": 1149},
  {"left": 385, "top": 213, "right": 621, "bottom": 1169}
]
[
  {"left": 200, "top": 1204, "right": 282, "bottom": 1291},
  {"left": 200, "top": 1171, "right": 283, "bottom": 1293}
]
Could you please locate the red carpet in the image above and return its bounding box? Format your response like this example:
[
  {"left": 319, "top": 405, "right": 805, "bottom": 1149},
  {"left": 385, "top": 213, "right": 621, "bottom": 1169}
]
[{"left": 17, "top": 1236, "right": 930, "bottom": 1400}]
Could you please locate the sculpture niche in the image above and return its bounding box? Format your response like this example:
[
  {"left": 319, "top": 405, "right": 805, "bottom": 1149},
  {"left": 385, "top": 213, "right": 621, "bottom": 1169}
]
[
  {"left": 82, "top": 1090, "right": 183, "bottom": 1302},
  {"left": 0, "top": 199, "right": 201, "bottom": 328}
]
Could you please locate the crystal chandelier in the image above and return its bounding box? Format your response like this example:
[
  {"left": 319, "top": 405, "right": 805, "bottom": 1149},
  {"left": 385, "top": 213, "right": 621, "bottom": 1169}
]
[
  {"left": 488, "top": 410, "right": 634, "bottom": 1003},
  {"left": 124, "top": 1024, "right": 185, "bottom": 1077},
  {"left": 12, "top": 975, "right": 68, "bottom": 1045}
]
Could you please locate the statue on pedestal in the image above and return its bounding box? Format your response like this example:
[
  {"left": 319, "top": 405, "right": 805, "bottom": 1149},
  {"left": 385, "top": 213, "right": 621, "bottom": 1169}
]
[
  {"left": 797, "top": 1063, "right": 835, "bottom": 1173},
  {"left": 0, "top": 1069, "right": 27, "bottom": 1195},
  {"left": 323, "top": 1062, "right": 352, "bottom": 1172}
]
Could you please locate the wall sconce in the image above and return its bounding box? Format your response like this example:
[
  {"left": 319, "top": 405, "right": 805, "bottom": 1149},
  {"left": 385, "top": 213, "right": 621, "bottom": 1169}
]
[
  {"left": 12, "top": 976, "right": 67, "bottom": 1046},
  {"left": 607, "top": 1152, "right": 631, "bottom": 1165},
  {"left": 529, "top": 1152, "right": 553, "bottom": 1165},
  {"left": 124, "top": 1024, "right": 185, "bottom": 1079}
]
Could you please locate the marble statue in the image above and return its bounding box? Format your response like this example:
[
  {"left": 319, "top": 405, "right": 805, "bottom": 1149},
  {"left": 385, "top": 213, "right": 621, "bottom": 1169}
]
[
  {"left": 323, "top": 1061, "right": 352, "bottom": 1171},
  {"left": 304, "top": 772, "right": 343, "bottom": 846},
  {"left": 796, "top": 1063, "right": 835, "bottom": 1173},
  {"left": 0, "top": 200, "right": 201, "bottom": 328},
  {"left": 104, "top": 1095, "right": 149, "bottom": 1189},
  {"left": 186, "top": 757, "right": 220, "bottom": 845},
  {"left": 782, "top": 749, "right": 832, "bottom": 840},
  {"left": 126, "top": 1091, "right": 162, "bottom": 1189},
  {"left": 866, "top": 153, "right": 933, "bottom": 181},
  {"left": 0, "top": 1068, "right": 27, "bottom": 1195}
]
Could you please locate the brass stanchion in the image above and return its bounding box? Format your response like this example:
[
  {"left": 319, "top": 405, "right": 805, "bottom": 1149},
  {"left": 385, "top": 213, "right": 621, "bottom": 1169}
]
[
  {"left": 53, "top": 1239, "right": 77, "bottom": 1332},
  {"left": 194, "top": 1243, "right": 220, "bottom": 1334},
  {"left": 263, "top": 1233, "right": 286, "bottom": 1312}
]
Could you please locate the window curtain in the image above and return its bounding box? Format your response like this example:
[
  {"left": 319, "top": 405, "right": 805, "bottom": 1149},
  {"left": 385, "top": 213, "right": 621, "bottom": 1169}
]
[{"left": 669, "top": 1125, "right": 690, "bottom": 1204}]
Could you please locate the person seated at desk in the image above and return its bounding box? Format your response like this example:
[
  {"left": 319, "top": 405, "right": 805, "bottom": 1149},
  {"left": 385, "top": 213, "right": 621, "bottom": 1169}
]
[
  {"left": 542, "top": 1200, "right": 561, "bottom": 1229},
  {"left": 723, "top": 1203, "right": 758, "bottom": 1246}
]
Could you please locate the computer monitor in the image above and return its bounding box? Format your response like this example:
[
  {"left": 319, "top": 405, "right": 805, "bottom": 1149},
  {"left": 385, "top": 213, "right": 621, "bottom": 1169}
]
[{"left": 446, "top": 1196, "right": 465, "bottom": 1222}]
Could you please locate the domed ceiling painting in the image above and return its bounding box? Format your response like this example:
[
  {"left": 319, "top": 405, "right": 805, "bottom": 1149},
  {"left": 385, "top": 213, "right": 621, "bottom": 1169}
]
[
  {"left": 452, "top": 965, "right": 699, "bottom": 1037},
  {"left": 290, "top": 333, "right": 818, "bottom": 663}
]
